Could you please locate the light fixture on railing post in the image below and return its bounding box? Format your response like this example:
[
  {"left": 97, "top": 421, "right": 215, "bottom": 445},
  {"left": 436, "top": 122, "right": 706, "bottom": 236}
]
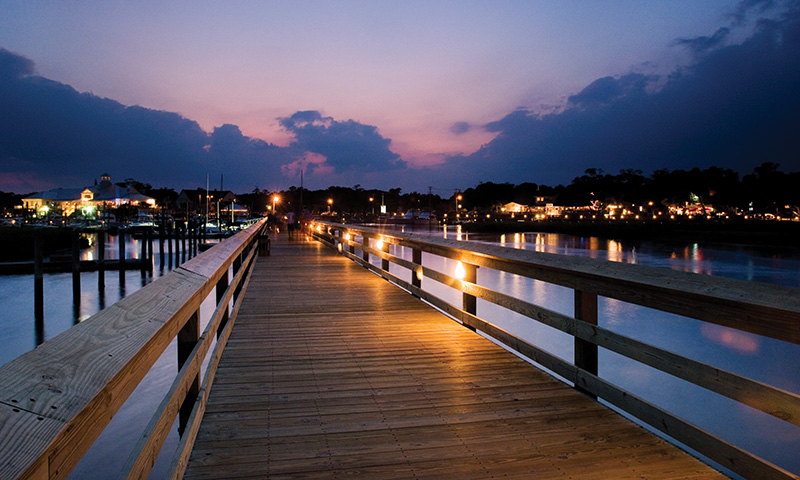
[
  {"left": 456, "top": 260, "right": 477, "bottom": 329},
  {"left": 412, "top": 248, "right": 423, "bottom": 290},
  {"left": 380, "top": 237, "right": 389, "bottom": 272},
  {"left": 344, "top": 232, "right": 355, "bottom": 255}
]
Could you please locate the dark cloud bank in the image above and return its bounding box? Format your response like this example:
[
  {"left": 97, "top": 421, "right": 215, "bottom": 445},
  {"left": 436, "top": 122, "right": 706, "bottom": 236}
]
[
  {"left": 2, "top": 0, "right": 800, "bottom": 194},
  {"left": 436, "top": 0, "right": 800, "bottom": 188},
  {"left": 0, "top": 52, "right": 400, "bottom": 193}
]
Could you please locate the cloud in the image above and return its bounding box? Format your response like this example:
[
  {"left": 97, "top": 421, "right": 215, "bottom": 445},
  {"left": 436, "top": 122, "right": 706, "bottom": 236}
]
[
  {"left": 0, "top": 48, "right": 407, "bottom": 193},
  {"left": 0, "top": 47, "right": 34, "bottom": 79},
  {"left": 567, "top": 74, "right": 652, "bottom": 108},
  {"left": 450, "top": 121, "right": 472, "bottom": 135},
  {"left": 279, "top": 110, "right": 406, "bottom": 174},
  {"left": 0, "top": 48, "right": 215, "bottom": 190},
  {"left": 730, "top": 0, "right": 776, "bottom": 25},
  {"left": 435, "top": 1, "right": 800, "bottom": 187},
  {"left": 673, "top": 27, "right": 731, "bottom": 55}
]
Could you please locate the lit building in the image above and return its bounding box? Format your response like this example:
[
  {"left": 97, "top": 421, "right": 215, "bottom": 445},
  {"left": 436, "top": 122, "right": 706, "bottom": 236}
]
[{"left": 23, "top": 173, "right": 155, "bottom": 218}]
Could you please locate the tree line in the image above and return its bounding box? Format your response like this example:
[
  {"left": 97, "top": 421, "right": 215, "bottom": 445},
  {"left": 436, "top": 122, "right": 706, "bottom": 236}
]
[{"left": 2, "top": 162, "right": 798, "bottom": 217}]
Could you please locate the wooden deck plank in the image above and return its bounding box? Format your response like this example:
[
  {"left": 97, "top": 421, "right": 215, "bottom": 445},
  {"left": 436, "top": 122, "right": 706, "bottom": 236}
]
[{"left": 184, "top": 233, "right": 726, "bottom": 479}]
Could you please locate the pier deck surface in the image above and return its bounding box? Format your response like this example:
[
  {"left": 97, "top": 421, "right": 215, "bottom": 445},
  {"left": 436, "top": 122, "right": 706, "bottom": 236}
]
[{"left": 184, "top": 233, "right": 725, "bottom": 479}]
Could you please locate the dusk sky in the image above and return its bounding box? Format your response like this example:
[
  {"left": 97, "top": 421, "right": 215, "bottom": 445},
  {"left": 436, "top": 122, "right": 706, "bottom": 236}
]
[{"left": 1, "top": 0, "right": 799, "bottom": 194}]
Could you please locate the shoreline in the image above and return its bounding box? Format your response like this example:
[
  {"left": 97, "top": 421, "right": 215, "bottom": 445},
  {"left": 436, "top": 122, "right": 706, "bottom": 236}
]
[{"left": 460, "top": 219, "right": 800, "bottom": 249}]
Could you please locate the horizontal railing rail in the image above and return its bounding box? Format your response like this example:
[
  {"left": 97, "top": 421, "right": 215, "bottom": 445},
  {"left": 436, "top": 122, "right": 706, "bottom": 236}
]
[
  {"left": 0, "top": 218, "right": 267, "bottom": 480},
  {"left": 311, "top": 221, "right": 800, "bottom": 480}
]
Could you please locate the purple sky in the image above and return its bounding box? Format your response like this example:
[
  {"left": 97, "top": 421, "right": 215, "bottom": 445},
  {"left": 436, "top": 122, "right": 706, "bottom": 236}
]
[{"left": 2, "top": 0, "right": 799, "bottom": 194}]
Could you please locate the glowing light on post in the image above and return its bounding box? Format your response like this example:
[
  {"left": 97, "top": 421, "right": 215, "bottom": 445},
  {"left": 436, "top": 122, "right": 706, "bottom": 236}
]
[
  {"left": 454, "top": 261, "right": 466, "bottom": 281},
  {"left": 344, "top": 233, "right": 351, "bottom": 241},
  {"left": 375, "top": 239, "right": 384, "bottom": 250},
  {"left": 415, "top": 266, "right": 424, "bottom": 281}
]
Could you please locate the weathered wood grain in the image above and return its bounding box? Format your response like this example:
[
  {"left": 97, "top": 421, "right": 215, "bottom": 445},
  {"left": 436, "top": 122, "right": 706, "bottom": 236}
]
[
  {"left": 0, "top": 220, "right": 266, "bottom": 480},
  {"left": 314, "top": 222, "right": 800, "bottom": 480},
  {"left": 184, "top": 234, "right": 725, "bottom": 480}
]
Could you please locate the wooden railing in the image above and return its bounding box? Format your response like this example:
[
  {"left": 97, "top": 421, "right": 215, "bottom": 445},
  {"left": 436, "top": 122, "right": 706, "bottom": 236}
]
[
  {"left": 311, "top": 221, "right": 800, "bottom": 480},
  {"left": 0, "top": 219, "right": 267, "bottom": 480}
]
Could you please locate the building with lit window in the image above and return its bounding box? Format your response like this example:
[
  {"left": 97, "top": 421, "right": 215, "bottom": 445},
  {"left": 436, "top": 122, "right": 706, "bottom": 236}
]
[{"left": 22, "top": 174, "right": 155, "bottom": 218}]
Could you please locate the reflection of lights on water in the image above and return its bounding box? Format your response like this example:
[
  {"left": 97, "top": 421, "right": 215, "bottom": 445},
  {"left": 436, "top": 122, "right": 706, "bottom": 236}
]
[
  {"left": 607, "top": 240, "right": 623, "bottom": 262},
  {"left": 700, "top": 324, "right": 760, "bottom": 354}
]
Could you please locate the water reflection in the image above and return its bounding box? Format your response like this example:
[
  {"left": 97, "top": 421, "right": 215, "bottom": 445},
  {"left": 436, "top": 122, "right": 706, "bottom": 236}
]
[{"left": 0, "top": 232, "right": 207, "bottom": 365}]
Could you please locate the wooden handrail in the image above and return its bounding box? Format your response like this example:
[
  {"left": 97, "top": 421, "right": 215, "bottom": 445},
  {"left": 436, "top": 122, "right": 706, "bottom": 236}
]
[
  {"left": 0, "top": 219, "right": 267, "bottom": 480},
  {"left": 312, "top": 221, "right": 800, "bottom": 480}
]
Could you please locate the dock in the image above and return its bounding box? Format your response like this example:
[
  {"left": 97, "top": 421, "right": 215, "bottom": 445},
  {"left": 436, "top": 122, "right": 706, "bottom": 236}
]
[{"left": 183, "top": 235, "right": 724, "bottom": 479}]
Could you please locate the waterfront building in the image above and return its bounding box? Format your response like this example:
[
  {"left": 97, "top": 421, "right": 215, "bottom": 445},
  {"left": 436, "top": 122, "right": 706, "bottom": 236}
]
[{"left": 22, "top": 173, "right": 155, "bottom": 218}]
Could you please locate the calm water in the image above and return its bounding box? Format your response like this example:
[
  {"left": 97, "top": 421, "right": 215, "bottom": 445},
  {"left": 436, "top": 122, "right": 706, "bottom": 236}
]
[
  {"left": 3, "top": 227, "right": 800, "bottom": 477},
  {"left": 0, "top": 232, "right": 217, "bottom": 479},
  {"left": 379, "top": 225, "right": 800, "bottom": 477}
]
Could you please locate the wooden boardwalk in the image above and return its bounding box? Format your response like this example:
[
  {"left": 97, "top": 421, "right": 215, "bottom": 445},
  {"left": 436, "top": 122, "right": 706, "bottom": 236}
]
[{"left": 184, "top": 234, "right": 726, "bottom": 479}]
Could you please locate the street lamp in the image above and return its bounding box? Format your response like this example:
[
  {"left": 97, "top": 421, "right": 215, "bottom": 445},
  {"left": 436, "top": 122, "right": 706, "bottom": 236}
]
[
  {"left": 272, "top": 195, "right": 279, "bottom": 213},
  {"left": 327, "top": 198, "right": 333, "bottom": 213}
]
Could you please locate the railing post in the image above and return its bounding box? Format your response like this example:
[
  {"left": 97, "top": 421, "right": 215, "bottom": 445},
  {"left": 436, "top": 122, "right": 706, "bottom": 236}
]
[
  {"left": 216, "top": 270, "right": 229, "bottom": 338},
  {"left": 462, "top": 263, "right": 477, "bottom": 331},
  {"left": 362, "top": 234, "right": 370, "bottom": 263},
  {"left": 348, "top": 231, "right": 355, "bottom": 255},
  {"left": 574, "top": 290, "right": 598, "bottom": 397},
  {"left": 411, "top": 248, "right": 422, "bottom": 290},
  {"left": 381, "top": 240, "right": 389, "bottom": 272},
  {"left": 177, "top": 310, "right": 200, "bottom": 435}
]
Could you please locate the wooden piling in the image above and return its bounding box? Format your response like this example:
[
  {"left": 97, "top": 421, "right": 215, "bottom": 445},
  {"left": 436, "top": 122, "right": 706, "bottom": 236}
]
[
  {"left": 140, "top": 234, "right": 147, "bottom": 276},
  {"left": 159, "top": 224, "right": 165, "bottom": 271},
  {"left": 118, "top": 230, "right": 125, "bottom": 271},
  {"left": 167, "top": 225, "right": 174, "bottom": 268},
  {"left": 34, "top": 235, "right": 44, "bottom": 344},
  {"left": 98, "top": 231, "right": 105, "bottom": 290},
  {"left": 175, "top": 229, "right": 181, "bottom": 266},
  {"left": 72, "top": 232, "right": 81, "bottom": 306}
]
